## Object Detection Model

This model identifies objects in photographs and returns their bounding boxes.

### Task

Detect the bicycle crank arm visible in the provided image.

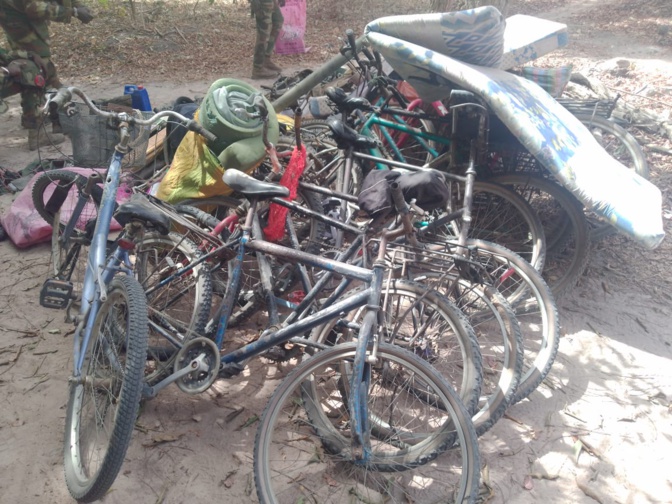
[142,353,210,398]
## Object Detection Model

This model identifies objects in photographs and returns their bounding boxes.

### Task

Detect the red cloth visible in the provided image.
[263,145,307,241]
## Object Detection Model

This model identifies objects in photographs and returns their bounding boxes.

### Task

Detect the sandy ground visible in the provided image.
[2,2,672,504]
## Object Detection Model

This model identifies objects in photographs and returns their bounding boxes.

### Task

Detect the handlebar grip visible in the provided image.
[47,87,72,112]
[187,120,217,143]
[345,29,360,63]
[362,47,375,63]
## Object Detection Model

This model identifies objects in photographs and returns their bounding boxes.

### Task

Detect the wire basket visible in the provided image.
[367,237,472,281]
[556,98,617,119]
[59,102,152,169]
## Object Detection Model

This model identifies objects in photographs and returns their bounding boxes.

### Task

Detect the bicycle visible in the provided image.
[40,87,482,503]
[36,86,224,502]
[297,97,558,406]
[295,76,548,275]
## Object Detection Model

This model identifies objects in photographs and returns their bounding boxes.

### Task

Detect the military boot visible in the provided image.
[264,58,283,73]
[28,128,65,151]
[252,65,279,80]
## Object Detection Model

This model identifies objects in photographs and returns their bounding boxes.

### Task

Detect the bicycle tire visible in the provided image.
[418,275,524,436]
[575,114,649,179]
[462,239,560,404]
[254,342,481,504]
[63,274,148,502]
[490,174,591,298]
[574,114,650,240]
[133,232,212,385]
[470,180,547,272]
[32,170,85,228]
[310,280,483,418]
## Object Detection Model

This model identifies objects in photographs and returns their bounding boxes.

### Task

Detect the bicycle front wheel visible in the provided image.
[63,275,149,502]
[310,279,483,417]
[254,342,480,504]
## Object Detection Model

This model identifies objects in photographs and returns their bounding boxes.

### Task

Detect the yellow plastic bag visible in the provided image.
[156,109,278,204]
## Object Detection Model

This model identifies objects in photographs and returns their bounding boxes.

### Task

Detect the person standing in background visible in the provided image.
[0,0,94,150]
[250,0,284,80]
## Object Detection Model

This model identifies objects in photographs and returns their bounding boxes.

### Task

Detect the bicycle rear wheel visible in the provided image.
[32,170,100,295]
[463,239,560,404]
[423,275,523,435]
[63,275,148,502]
[490,174,591,298]
[254,342,481,504]
[133,232,212,385]
[310,279,483,417]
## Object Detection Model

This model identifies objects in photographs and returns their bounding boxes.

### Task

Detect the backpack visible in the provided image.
[164,97,199,163]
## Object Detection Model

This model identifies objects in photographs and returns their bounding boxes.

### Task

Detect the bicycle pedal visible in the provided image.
[218,362,245,379]
[39,279,74,309]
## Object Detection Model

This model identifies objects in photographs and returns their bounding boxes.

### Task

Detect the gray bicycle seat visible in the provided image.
[222,169,290,199]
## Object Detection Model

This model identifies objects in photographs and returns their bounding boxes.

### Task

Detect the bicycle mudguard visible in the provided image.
[364,9,665,249]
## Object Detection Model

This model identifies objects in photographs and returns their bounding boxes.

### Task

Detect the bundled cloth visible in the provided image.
[156,78,279,204]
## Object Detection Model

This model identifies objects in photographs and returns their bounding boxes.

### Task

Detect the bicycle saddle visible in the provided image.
[222,170,290,199]
[114,193,171,235]
[326,86,374,113]
[326,116,379,150]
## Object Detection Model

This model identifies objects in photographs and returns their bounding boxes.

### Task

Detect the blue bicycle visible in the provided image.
[39,87,218,502]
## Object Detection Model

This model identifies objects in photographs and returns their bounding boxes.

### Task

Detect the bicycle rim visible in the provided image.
[310,280,483,416]
[463,239,560,404]
[254,342,480,504]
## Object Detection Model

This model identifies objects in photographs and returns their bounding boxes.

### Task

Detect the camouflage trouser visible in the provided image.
[1,57,59,128]
[252,0,284,68]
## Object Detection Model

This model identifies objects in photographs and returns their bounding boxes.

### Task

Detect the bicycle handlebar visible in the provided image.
[44,86,218,143]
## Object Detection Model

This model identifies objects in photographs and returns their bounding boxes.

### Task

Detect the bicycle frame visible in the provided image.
[73,141,133,375]
[359,99,448,168]
[143,189,410,462]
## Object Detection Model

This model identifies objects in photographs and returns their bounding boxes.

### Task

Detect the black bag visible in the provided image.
[358,170,400,218]
[165,97,199,163]
[358,169,449,218]
[397,169,450,212]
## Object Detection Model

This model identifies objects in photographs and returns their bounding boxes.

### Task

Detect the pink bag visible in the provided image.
[1,168,126,249]
[275,0,307,55]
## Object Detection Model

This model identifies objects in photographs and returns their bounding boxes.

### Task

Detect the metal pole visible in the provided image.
[271,35,369,112]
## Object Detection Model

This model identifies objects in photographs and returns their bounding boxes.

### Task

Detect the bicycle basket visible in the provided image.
[59,102,152,169]
[556,98,616,119]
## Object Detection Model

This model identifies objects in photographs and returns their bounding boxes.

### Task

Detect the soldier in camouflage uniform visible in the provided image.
[0,0,94,150]
[250,0,285,80]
